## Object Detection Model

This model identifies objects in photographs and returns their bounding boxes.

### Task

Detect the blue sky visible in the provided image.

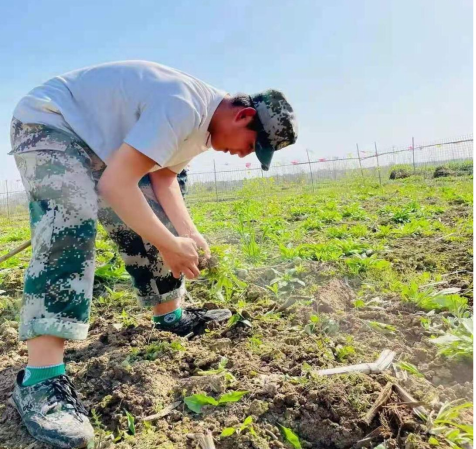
[0,0,472,180]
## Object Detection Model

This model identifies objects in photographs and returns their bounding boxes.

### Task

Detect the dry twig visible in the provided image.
[0,240,31,264]
[363,382,394,426]
[142,401,181,421]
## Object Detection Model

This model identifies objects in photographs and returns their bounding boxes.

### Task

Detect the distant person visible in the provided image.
[8,60,297,447]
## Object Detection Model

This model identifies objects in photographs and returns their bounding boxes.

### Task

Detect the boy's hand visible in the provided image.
[159,237,200,279]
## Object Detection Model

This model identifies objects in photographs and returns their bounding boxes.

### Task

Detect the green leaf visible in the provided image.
[220,427,236,437]
[279,425,302,449]
[184,394,218,413]
[242,416,253,428]
[218,391,249,404]
[228,314,241,327]
[397,361,424,378]
[367,320,396,333]
[124,410,135,435]
[428,436,439,445]
[218,357,229,369]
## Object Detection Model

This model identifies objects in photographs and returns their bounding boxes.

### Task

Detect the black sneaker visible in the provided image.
[155,308,232,336]
[11,370,94,448]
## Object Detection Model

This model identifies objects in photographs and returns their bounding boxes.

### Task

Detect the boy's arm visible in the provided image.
[149,169,210,257]
[98,143,200,279]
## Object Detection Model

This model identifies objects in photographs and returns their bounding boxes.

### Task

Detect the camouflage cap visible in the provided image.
[250,89,298,171]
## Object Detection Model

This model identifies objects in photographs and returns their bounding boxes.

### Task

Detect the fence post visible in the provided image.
[374,142,382,186]
[5,180,10,221]
[412,136,416,173]
[306,149,315,191]
[356,144,364,178]
[213,160,219,202]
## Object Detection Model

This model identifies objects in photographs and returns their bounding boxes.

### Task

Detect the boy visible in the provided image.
[8,60,297,448]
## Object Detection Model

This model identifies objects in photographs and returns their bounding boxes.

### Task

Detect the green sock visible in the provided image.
[22,363,66,387]
[153,308,183,327]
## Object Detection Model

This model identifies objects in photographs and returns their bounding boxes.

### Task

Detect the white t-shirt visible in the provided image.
[13,61,227,173]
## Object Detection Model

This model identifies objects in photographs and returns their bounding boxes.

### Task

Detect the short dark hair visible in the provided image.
[230,93,261,132]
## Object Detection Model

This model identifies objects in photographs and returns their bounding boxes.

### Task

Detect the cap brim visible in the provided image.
[255,140,274,171]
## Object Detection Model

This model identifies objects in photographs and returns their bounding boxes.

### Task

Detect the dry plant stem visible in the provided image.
[316,349,396,376]
[363,382,393,426]
[393,384,428,420]
[0,240,31,264]
[354,426,385,448]
[142,401,182,421]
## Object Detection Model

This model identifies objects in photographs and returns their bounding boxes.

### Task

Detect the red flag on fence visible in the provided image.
[318,158,326,162]
[245,162,252,168]
[291,160,299,165]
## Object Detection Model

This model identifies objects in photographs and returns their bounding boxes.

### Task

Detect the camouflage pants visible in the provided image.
[10,119,185,341]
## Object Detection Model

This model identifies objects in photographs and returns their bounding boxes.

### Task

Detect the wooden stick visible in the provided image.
[0,240,31,264]
[142,401,181,421]
[316,349,396,376]
[392,384,428,420]
[354,426,384,448]
[363,382,393,426]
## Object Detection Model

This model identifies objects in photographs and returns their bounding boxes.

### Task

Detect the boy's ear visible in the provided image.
[234,107,256,122]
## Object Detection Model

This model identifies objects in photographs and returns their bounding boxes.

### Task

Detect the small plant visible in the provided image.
[304,314,339,336]
[184,391,249,414]
[228,312,252,328]
[367,320,396,334]
[124,410,135,436]
[425,400,473,448]
[335,345,356,362]
[430,317,473,361]
[95,256,129,283]
[221,416,256,437]
[118,309,138,328]
[266,268,306,298]
[396,361,424,378]
[279,424,302,449]
[143,340,185,361]
[197,357,237,386]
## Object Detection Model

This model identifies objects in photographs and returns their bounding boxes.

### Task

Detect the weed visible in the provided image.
[430,317,473,361]
[396,361,424,378]
[184,391,249,414]
[279,425,302,449]
[425,400,473,448]
[221,416,256,437]
[124,410,136,435]
[197,357,237,386]
[366,320,396,334]
[118,309,138,328]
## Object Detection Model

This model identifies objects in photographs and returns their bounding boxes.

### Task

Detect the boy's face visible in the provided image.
[211,107,258,158]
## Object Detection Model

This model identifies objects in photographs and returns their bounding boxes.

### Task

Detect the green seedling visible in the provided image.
[303,314,339,336]
[184,391,249,414]
[197,357,237,386]
[221,416,256,437]
[124,410,135,436]
[396,361,424,378]
[119,309,137,328]
[335,345,356,362]
[228,312,252,328]
[367,320,396,334]
[95,256,129,283]
[430,317,473,361]
[424,400,473,448]
[278,424,302,449]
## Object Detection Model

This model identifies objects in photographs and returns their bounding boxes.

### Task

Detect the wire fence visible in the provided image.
[0,134,473,222]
